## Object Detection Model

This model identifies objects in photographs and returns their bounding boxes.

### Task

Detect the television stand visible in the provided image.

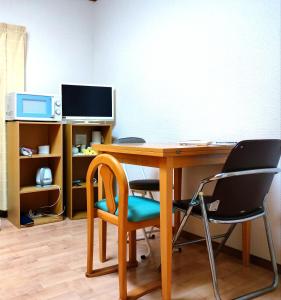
[64,123,112,219]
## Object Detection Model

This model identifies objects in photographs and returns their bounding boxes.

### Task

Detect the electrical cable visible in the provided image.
[28,185,65,219]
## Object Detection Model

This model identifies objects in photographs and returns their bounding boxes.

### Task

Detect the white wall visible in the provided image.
[0,0,97,93]
[89,0,281,263]
[0,0,280,262]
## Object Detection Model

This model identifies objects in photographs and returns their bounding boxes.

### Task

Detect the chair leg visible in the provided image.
[141,228,152,258]
[128,230,138,266]
[147,191,162,239]
[233,208,279,300]
[172,206,193,247]
[147,191,159,239]
[214,223,236,258]
[263,208,279,289]
[99,219,107,262]
[118,227,128,300]
[131,189,153,258]
[86,212,94,276]
[199,193,221,300]
[147,226,158,236]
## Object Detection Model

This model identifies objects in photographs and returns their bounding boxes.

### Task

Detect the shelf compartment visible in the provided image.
[72,189,87,218]
[33,215,63,226]
[71,211,87,220]
[72,156,97,183]
[71,124,112,147]
[20,185,60,194]
[20,154,61,159]
[72,182,98,190]
[71,188,98,219]
[20,157,62,188]
[21,215,63,228]
[20,189,63,226]
[19,122,62,156]
[72,154,97,158]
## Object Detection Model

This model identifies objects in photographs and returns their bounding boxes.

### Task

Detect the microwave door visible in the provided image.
[17,94,52,120]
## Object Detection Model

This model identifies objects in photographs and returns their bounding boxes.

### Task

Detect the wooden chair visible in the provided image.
[85,154,161,299]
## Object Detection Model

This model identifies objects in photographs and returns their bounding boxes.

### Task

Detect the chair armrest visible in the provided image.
[189,167,281,205]
[201,167,281,184]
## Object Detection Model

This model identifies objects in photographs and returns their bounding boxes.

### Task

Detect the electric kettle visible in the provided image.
[36,167,52,186]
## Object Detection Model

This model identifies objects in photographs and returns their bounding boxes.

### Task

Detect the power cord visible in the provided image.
[28,185,65,219]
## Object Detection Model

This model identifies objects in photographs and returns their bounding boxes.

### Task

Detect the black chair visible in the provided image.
[115,137,159,194]
[115,137,160,258]
[172,139,281,300]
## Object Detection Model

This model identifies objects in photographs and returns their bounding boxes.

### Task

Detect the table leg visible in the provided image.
[173,168,182,232]
[160,160,173,300]
[242,221,251,266]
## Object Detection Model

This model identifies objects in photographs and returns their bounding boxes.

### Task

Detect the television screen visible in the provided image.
[61,84,114,121]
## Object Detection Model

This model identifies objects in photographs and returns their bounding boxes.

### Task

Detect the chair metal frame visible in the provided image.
[173,167,281,300]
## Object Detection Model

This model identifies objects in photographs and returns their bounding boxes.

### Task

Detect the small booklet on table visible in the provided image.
[178,140,213,146]
[178,140,237,146]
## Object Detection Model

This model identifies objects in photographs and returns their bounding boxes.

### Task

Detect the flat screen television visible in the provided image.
[61,84,114,122]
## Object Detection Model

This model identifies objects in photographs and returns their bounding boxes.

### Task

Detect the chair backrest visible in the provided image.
[209,139,281,218]
[86,154,129,222]
[114,137,147,181]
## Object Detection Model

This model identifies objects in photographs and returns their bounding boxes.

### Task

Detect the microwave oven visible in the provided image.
[6,92,62,121]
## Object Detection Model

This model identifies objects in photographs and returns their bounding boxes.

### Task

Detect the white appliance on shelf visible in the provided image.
[6,92,62,121]
[36,167,53,186]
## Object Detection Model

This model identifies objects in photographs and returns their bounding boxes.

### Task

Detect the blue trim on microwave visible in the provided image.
[17,94,52,118]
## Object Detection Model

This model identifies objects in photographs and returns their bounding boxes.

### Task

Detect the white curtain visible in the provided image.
[0,23,26,211]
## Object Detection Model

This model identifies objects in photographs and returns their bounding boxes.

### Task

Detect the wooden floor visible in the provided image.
[0,218,280,300]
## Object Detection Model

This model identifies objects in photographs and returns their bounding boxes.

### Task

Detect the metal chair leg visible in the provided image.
[140,228,152,259]
[147,191,159,239]
[173,206,193,247]
[131,190,153,258]
[234,207,279,300]
[200,193,221,300]
[214,223,236,258]
[263,207,279,289]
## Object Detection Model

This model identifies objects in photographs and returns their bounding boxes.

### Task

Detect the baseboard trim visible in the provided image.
[0,210,7,218]
[181,230,281,274]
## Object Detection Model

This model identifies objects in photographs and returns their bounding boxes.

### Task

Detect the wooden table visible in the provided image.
[93,143,250,299]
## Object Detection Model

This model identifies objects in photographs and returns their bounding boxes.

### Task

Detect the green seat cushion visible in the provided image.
[95,195,160,222]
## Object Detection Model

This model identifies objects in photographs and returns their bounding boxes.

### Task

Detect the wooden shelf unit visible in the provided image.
[64,123,112,219]
[6,121,63,228]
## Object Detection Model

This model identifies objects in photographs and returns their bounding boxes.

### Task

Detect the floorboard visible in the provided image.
[0,218,280,299]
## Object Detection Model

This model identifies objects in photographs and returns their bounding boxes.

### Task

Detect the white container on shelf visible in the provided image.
[38,145,50,154]
[92,131,102,144]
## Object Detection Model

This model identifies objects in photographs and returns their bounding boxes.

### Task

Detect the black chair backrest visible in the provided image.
[210,139,281,219]
[115,137,146,144]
